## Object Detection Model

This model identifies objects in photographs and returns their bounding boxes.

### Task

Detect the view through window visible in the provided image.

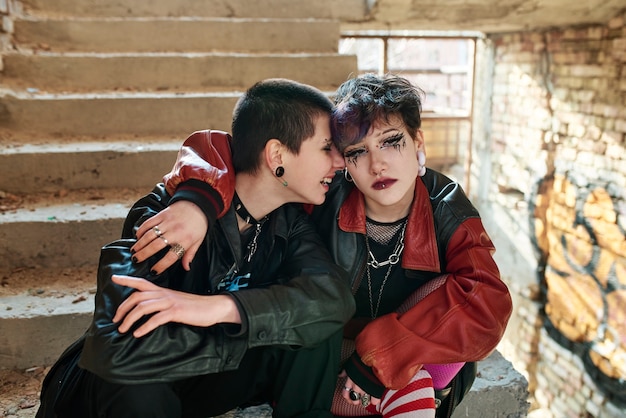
[339,32,476,115]
[339,32,479,179]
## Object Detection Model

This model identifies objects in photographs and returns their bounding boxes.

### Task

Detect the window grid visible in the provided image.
[339,32,479,192]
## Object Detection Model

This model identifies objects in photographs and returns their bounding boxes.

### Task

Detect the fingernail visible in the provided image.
[150,270,158,276]
[130,248,136,254]
[131,256,138,263]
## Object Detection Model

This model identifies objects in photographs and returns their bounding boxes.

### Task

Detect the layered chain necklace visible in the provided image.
[233,192,268,262]
[364,217,408,318]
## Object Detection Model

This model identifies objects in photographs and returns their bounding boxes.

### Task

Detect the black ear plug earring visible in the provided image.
[275,166,287,186]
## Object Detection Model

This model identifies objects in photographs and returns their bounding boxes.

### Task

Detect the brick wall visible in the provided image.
[487,9,626,418]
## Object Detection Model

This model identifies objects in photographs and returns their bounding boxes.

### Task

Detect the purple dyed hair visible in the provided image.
[331,73,425,152]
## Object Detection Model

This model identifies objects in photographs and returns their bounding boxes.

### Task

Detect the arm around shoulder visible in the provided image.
[163,130,236,217]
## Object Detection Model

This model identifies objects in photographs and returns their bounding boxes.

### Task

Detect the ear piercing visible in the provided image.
[417,151,426,176]
[275,166,288,186]
[344,168,353,182]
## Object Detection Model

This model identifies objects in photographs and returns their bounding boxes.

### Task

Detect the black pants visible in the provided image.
[58,331,342,418]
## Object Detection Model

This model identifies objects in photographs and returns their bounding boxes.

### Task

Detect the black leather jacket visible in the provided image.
[78,184,355,384]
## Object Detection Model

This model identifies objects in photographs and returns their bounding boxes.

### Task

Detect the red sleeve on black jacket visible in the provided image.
[355,217,512,389]
[163,130,236,219]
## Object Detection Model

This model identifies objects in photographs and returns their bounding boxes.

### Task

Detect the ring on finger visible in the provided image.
[153,225,163,238]
[170,243,185,259]
[158,235,169,246]
[349,389,361,401]
[360,393,371,407]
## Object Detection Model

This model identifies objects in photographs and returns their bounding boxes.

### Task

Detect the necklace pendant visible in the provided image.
[368,258,388,268]
[368,258,381,268]
[245,223,262,262]
[367,247,402,269]
[246,242,257,262]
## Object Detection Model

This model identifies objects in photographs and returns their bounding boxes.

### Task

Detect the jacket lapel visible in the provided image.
[337,177,441,273]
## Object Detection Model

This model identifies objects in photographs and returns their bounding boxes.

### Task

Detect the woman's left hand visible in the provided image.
[131,200,208,274]
[340,370,381,408]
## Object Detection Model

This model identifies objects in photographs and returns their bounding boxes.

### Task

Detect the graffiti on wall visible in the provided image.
[532,173,626,405]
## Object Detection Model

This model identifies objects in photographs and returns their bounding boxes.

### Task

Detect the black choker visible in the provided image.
[233,192,265,225]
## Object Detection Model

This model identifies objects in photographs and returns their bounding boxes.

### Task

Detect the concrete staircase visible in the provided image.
[0,0,362,370]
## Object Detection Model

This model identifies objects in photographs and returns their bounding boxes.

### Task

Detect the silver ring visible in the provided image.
[158,235,169,246]
[360,393,371,407]
[170,243,185,259]
[349,389,361,401]
[153,225,163,238]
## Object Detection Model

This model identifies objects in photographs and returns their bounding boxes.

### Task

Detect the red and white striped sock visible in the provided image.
[364,369,436,418]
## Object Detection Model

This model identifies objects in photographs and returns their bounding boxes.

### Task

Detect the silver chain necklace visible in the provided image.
[364,219,407,318]
[245,222,263,262]
[233,192,267,262]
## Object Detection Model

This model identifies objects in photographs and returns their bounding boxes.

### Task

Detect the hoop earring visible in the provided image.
[275,166,288,187]
[417,151,426,176]
[344,168,353,182]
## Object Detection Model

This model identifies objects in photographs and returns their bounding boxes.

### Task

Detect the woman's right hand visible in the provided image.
[131,200,208,274]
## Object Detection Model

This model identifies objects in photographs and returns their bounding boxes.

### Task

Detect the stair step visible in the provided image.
[0,188,144,270]
[2,51,357,93]
[0,88,343,137]
[13,17,342,53]
[21,0,366,19]
[0,139,181,194]
[0,265,96,368]
[0,92,240,137]
[0,0,367,376]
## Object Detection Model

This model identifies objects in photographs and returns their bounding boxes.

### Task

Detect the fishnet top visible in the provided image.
[366,217,406,245]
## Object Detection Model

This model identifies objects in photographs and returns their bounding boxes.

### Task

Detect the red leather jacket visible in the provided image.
[308,173,512,390]
[163,130,512,390]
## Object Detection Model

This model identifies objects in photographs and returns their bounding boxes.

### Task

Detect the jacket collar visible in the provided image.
[338,178,441,273]
[219,203,292,261]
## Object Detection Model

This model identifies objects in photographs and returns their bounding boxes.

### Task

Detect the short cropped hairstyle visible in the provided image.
[331,73,425,152]
[231,78,333,174]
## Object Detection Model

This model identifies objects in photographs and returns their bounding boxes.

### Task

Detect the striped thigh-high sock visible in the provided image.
[364,369,436,418]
